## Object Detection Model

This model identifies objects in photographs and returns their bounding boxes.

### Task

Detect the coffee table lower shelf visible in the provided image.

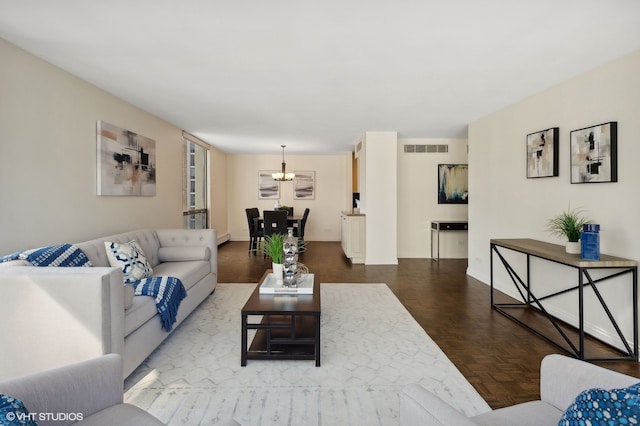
[242,314,321,366]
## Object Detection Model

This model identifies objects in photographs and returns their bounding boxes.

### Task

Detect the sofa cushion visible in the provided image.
[471,401,562,426]
[124,296,158,337]
[77,403,165,425]
[152,260,210,291]
[124,284,135,310]
[105,240,153,284]
[558,383,640,426]
[0,393,37,425]
[158,246,210,262]
[76,230,162,268]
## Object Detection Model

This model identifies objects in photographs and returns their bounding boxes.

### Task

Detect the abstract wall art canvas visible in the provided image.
[293,171,315,199]
[258,170,280,199]
[527,127,559,178]
[570,122,617,183]
[97,120,156,196]
[438,164,468,204]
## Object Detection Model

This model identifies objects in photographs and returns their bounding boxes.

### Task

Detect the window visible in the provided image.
[182,133,209,229]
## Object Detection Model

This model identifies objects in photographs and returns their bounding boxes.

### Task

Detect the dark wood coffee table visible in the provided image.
[241,271,321,366]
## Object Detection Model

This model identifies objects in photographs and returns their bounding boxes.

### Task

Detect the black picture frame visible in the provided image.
[526,127,559,178]
[570,122,617,183]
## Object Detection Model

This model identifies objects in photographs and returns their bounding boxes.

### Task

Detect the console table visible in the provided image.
[490,238,638,361]
[430,220,468,261]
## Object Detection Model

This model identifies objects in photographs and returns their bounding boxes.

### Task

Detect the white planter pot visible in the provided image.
[565,241,581,254]
[272,263,284,282]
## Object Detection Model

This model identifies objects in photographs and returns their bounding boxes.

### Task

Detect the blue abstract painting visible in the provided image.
[438,164,468,204]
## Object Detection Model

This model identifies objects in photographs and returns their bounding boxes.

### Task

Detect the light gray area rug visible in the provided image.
[124,283,490,425]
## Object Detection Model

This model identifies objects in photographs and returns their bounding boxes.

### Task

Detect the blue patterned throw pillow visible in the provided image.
[558,382,640,426]
[104,240,153,284]
[0,394,38,425]
[0,251,21,264]
[19,243,92,267]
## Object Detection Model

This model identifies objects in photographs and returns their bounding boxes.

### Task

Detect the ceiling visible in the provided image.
[1,1,639,155]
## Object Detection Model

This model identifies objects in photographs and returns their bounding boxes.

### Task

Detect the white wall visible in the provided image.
[209,147,229,241]
[397,138,468,258]
[0,38,230,254]
[226,153,352,242]
[360,132,398,265]
[468,49,640,350]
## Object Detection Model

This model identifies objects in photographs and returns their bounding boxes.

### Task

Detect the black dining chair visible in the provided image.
[294,208,310,242]
[263,209,288,258]
[263,210,288,237]
[245,208,263,255]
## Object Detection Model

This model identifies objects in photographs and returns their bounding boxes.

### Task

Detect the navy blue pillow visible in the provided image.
[0,393,38,425]
[558,382,640,426]
[20,243,92,267]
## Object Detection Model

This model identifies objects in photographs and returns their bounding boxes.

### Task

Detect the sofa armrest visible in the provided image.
[155,229,217,278]
[0,354,124,426]
[540,354,639,410]
[0,266,125,380]
[400,384,479,426]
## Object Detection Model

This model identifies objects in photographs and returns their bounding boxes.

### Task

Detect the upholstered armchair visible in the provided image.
[400,354,639,426]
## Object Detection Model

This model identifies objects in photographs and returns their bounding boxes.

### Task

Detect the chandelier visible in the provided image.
[272,145,295,181]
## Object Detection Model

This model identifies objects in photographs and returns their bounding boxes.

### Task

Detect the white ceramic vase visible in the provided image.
[272,262,284,282]
[565,241,581,254]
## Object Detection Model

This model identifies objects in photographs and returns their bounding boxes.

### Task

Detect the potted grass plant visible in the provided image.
[546,207,590,254]
[263,233,285,279]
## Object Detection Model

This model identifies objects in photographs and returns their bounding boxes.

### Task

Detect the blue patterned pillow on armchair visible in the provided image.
[0,394,38,425]
[558,382,640,426]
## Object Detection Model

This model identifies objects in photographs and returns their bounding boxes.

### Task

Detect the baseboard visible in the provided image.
[466,267,490,285]
[364,257,399,265]
[217,233,231,245]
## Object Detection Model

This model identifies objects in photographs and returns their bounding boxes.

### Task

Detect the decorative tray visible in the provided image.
[259,273,314,294]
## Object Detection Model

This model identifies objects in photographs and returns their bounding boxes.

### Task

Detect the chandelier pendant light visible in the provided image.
[272,145,295,181]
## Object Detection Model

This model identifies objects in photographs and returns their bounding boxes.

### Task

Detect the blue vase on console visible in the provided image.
[581,224,600,260]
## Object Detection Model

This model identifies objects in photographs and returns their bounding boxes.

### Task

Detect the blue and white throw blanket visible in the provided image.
[129,276,187,332]
[0,243,92,267]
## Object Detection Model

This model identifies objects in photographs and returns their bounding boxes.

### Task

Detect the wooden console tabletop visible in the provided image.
[491,238,637,268]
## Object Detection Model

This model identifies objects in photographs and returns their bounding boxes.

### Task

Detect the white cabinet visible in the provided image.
[341,211,365,264]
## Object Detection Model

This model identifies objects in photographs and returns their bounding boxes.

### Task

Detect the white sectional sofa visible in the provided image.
[0,229,217,381]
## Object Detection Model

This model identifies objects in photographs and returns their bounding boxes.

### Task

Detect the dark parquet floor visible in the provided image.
[218,240,640,409]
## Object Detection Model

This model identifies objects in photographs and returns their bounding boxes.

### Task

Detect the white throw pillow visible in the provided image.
[104,240,153,283]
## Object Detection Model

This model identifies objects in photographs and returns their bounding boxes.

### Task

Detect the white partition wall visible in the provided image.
[359,132,398,265]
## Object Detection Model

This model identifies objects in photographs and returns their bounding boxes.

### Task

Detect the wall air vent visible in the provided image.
[404,144,448,153]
